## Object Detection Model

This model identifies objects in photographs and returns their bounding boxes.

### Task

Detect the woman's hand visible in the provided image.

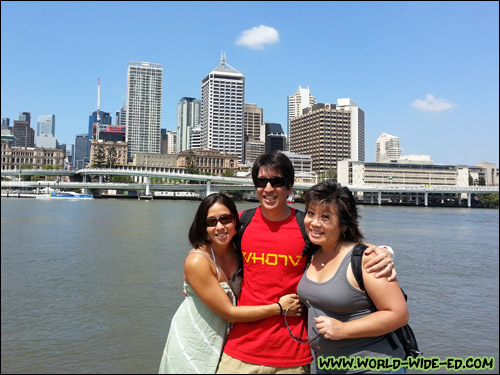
[279,293,302,316]
[314,315,346,340]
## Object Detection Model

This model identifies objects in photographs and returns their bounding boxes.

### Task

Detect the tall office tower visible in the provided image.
[74,133,89,169]
[264,122,286,153]
[190,127,202,150]
[337,98,365,161]
[37,114,56,136]
[126,61,163,160]
[376,132,402,161]
[2,118,10,129]
[244,103,263,164]
[244,103,263,142]
[290,103,351,174]
[201,54,245,162]
[13,112,35,147]
[177,97,201,153]
[65,144,74,168]
[116,105,127,127]
[161,129,177,154]
[287,86,315,149]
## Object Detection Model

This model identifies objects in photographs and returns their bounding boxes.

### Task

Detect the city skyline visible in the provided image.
[1,1,498,167]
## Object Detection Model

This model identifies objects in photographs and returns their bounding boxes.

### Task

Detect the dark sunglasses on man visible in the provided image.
[255,177,289,188]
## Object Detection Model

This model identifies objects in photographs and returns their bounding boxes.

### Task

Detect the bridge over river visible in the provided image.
[2,167,498,206]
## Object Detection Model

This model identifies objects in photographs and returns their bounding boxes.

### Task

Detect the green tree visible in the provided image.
[479,193,499,208]
[92,145,106,168]
[222,168,236,177]
[185,151,199,174]
[107,146,117,168]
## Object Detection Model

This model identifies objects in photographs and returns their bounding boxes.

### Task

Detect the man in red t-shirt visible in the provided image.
[217,152,395,374]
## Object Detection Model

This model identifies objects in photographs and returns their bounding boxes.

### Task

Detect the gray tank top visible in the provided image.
[296,248,405,368]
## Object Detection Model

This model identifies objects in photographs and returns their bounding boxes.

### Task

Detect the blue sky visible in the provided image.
[2,1,498,166]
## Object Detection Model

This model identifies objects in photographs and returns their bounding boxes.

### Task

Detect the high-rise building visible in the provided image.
[201,54,245,162]
[37,114,55,136]
[65,144,74,168]
[337,98,365,161]
[287,86,315,149]
[161,129,177,154]
[243,103,263,164]
[264,122,286,154]
[177,97,201,153]
[376,133,403,162]
[190,127,202,150]
[1,118,10,129]
[74,133,89,169]
[244,103,263,142]
[290,103,351,174]
[126,61,163,160]
[13,112,35,148]
[116,105,127,128]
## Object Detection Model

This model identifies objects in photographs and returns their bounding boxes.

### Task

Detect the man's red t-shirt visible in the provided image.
[223,207,313,367]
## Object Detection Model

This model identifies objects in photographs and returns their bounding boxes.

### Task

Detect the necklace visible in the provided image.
[316,242,344,267]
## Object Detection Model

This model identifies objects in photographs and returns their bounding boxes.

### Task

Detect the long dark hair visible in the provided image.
[302,180,364,243]
[188,193,241,249]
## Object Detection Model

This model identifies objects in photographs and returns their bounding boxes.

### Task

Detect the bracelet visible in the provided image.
[275,302,283,315]
[381,245,394,260]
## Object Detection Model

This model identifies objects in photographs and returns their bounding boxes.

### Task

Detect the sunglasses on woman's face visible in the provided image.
[206,214,234,227]
[255,177,288,188]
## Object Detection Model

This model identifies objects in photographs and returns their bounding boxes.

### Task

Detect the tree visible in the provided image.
[185,151,199,174]
[479,193,499,208]
[107,146,117,168]
[222,168,236,177]
[92,145,106,168]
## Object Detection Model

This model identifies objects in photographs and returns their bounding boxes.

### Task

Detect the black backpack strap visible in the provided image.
[351,243,369,291]
[239,207,257,232]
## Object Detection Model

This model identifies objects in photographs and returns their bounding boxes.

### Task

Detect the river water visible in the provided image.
[1,198,498,374]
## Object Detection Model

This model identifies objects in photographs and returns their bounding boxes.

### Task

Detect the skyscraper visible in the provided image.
[287,86,315,148]
[264,122,286,154]
[126,61,163,160]
[13,112,35,148]
[290,103,351,174]
[376,133,402,161]
[337,98,365,161]
[177,97,201,153]
[201,54,245,162]
[37,114,55,136]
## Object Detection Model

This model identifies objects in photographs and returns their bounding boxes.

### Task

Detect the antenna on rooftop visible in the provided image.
[221,51,226,66]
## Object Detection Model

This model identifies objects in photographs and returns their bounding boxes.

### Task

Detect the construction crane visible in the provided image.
[95,78,101,141]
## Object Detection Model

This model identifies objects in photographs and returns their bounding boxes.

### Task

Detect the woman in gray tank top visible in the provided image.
[296,181,408,374]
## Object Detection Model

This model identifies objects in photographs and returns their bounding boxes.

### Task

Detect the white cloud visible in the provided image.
[411,94,456,112]
[236,25,279,49]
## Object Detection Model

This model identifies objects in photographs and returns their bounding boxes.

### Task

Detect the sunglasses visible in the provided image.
[284,300,321,344]
[255,177,288,188]
[206,214,234,227]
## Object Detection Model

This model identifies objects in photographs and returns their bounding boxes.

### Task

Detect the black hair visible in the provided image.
[251,152,294,189]
[188,193,241,249]
[302,180,364,243]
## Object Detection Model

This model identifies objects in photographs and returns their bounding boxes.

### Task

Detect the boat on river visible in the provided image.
[36,191,94,200]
